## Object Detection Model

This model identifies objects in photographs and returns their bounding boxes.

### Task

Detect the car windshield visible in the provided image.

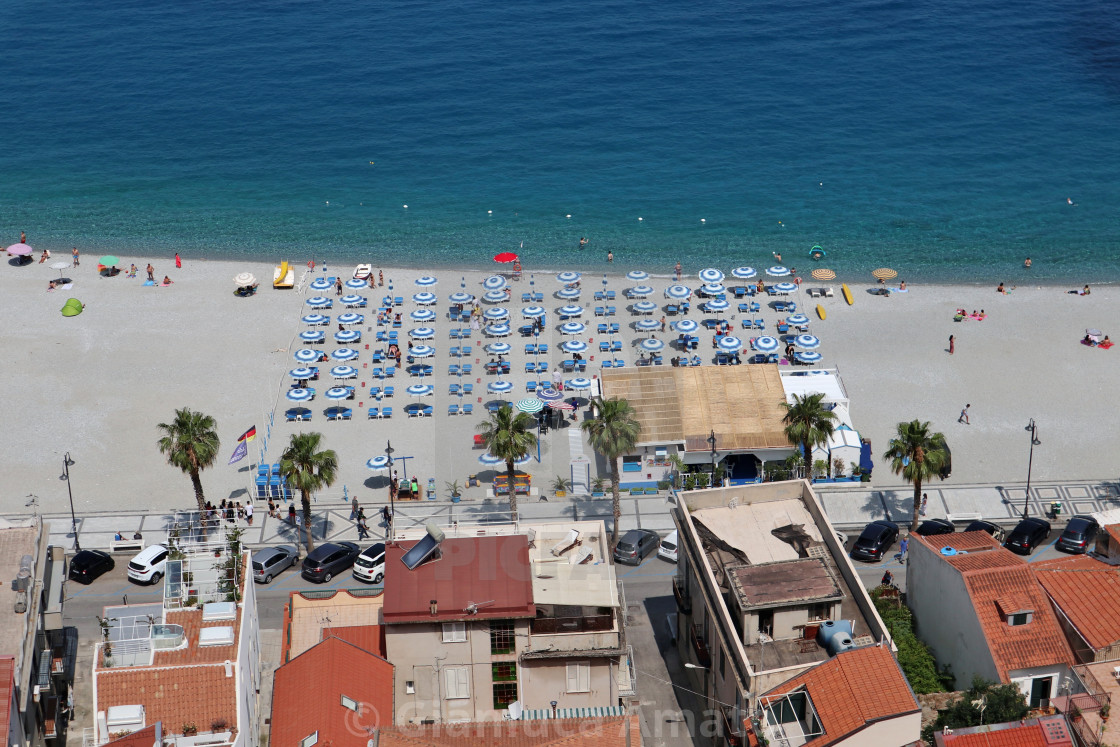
[1066,520,1091,533]
[618,542,636,552]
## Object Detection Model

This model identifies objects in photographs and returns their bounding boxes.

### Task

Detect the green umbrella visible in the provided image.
[61,298,84,317]
[99,255,120,266]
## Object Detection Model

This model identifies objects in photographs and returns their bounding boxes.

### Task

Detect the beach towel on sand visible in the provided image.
[143,280,156,286]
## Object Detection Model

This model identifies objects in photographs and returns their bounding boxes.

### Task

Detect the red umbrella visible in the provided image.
[493,252,519,263]
[548,400,575,410]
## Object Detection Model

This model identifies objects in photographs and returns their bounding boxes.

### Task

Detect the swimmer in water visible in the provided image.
[579,237,587,250]
[1067,198,1076,205]
[1024,257,1032,268]
[773,252,782,263]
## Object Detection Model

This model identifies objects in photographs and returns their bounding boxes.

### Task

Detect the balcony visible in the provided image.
[529,614,619,653]
[531,615,613,635]
[673,577,692,614]
[690,624,711,668]
[721,705,743,747]
[41,695,60,740]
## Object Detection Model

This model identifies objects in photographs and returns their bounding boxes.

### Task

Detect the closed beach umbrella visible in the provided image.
[559,304,583,317]
[337,312,363,325]
[811,268,837,281]
[766,266,791,277]
[449,291,474,304]
[410,344,435,357]
[341,294,366,305]
[635,318,661,331]
[794,334,821,349]
[629,285,654,297]
[488,380,514,394]
[330,365,358,379]
[641,338,665,352]
[796,351,823,364]
[483,290,508,303]
[345,278,367,289]
[666,284,692,299]
[562,340,588,353]
[287,388,313,402]
[407,384,434,397]
[717,336,743,352]
[310,278,331,290]
[773,282,798,293]
[410,327,435,339]
[234,272,257,286]
[483,275,507,290]
[412,292,437,305]
[410,309,436,322]
[487,342,512,355]
[787,314,810,325]
[698,268,725,284]
[306,296,331,308]
[627,270,649,281]
[98,255,120,267]
[335,329,361,343]
[289,367,316,380]
[674,319,699,333]
[871,268,898,280]
[754,336,780,352]
[560,322,586,335]
[294,349,319,363]
[557,286,581,299]
[484,306,509,320]
[701,283,726,295]
[366,456,391,471]
[325,386,351,400]
[568,378,593,391]
[516,398,544,413]
[731,267,757,279]
[299,330,325,342]
[415,276,438,286]
[485,323,511,336]
[633,301,658,314]
[302,314,329,325]
[705,299,730,313]
[556,271,581,284]
[521,306,546,318]
[7,243,33,256]
[331,348,360,361]
[537,387,562,402]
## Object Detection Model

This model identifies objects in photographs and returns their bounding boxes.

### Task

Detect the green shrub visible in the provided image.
[872,589,946,694]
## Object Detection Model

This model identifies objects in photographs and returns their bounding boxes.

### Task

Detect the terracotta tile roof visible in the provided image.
[104,724,160,747]
[914,531,1003,553]
[937,715,1073,746]
[1033,557,1120,650]
[95,665,236,738]
[0,656,14,747]
[93,609,245,673]
[1030,554,1106,570]
[375,715,640,747]
[383,536,535,624]
[271,636,394,747]
[763,646,918,746]
[322,624,386,658]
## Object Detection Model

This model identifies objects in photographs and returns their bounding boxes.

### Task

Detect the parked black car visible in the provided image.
[1056,515,1099,554]
[68,550,115,584]
[1004,518,1051,555]
[301,541,361,583]
[850,520,899,562]
[915,518,955,537]
[964,520,1006,542]
[613,529,660,566]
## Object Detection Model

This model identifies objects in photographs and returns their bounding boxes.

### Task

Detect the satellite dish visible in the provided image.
[507,701,523,721]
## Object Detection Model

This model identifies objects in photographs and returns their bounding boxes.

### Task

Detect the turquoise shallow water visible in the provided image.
[2,0,1119,281]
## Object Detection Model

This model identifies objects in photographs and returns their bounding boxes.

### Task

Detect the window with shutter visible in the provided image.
[444,666,470,699]
[442,622,467,643]
[566,661,591,693]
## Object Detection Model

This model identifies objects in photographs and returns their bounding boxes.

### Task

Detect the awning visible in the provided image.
[521,705,629,720]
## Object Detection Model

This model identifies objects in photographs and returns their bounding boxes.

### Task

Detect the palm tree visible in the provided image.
[157,408,220,520]
[781,393,838,480]
[582,397,642,545]
[883,420,949,531]
[477,405,539,521]
[279,432,338,551]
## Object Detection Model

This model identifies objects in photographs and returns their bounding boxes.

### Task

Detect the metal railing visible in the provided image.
[530,615,613,635]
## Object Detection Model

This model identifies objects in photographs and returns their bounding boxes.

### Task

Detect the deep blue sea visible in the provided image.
[3,0,1119,281]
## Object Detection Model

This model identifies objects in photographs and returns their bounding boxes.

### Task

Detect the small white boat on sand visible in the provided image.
[354,263,373,280]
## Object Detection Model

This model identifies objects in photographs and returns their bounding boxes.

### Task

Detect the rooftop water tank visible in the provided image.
[816,619,853,647]
[827,629,855,655]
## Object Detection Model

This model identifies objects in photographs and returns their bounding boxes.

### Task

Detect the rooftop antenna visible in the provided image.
[465,600,496,615]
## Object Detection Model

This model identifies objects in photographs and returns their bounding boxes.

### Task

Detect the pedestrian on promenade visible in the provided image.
[920,493,928,517]
[948,335,955,355]
[350,496,360,520]
[898,536,908,560]
[244,500,254,526]
[357,516,370,540]
[959,404,970,425]
[288,504,296,524]
[268,500,279,519]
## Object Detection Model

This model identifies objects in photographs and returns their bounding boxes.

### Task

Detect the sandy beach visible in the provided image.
[3,252,1118,518]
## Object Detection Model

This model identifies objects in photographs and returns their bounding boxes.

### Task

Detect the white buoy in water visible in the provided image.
[701,218,706,223]
[566,214,571,218]
[403,204,408,209]
[638,217,643,221]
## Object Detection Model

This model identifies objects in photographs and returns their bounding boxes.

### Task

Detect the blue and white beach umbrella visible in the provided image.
[754,336,780,353]
[488,380,514,394]
[562,340,588,353]
[410,309,436,322]
[674,319,699,333]
[483,275,507,290]
[773,282,798,293]
[410,327,436,339]
[407,384,434,397]
[717,335,743,352]
[560,322,586,335]
[449,291,474,304]
[627,270,649,281]
[633,301,658,314]
[366,456,390,471]
[410,344,435,358]
[331,348,360,361]
[787,314,810,326]
[325,386,351,400]
[415,276,438,287]
[635,318,661,331]
[294,349,319,363]
[557,286,581,299]
[629,285,654,297]
[556,271,581,284]
[485,323,511,337]
[487,342,512,355]
[306,296,331,308]
[335,329,360,343]
[479,452,531,466]
[516,398,544,413]
[345,278,367,289]
[731,267,757,279]
[483,290,508,303]
[521,306,546,318]
[337,313,363,325]
[766,265,791,277]
[537,387,562,402]
[484,307,509,320]
[641,338,665,352]
[796,351,823,363]
[698,268,725,284]
[559,305,583,317]
[289,367,316,380]
[705,299,730,313]
[340,294,365,305]
[568,377,593,391]
[302,314,329,325]
[412,292,437,305]
[794,334,821,349]
[286,388,313,402]
[330,365,357,379]
[310,278,331,290]
[299,330,325,342]
[665,284,692,299]
[701,283,726,295]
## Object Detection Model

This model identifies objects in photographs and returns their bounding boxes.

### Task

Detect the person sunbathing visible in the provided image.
[162,276,174,284]
[997,282,1006,294]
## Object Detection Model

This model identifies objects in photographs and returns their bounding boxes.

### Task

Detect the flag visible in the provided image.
[238,425,257,443]
[228,441,248,465]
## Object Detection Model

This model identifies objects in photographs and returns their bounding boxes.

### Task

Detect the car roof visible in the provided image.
[74,549,110,560]
[132,544,168,562]
[361,543,386,556]
[1019,517,1049,528]
[254,546,286,560]
[862,521,895,534]
[663,530,678,542]
[1067,515,1096,525]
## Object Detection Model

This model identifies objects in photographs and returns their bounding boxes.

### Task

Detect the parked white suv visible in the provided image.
[352,543,386,584]
[658,530,679,562]
[127,544,169,584]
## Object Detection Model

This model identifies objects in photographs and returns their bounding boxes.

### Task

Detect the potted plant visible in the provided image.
[551,475,572,497]
[1101,703,1110,722]
[832,457,846,479]
[1070,705,1082,723]
[812,459,830,481]
[591,476,607,496]
[182,723,198,736]
[445,480,463,503]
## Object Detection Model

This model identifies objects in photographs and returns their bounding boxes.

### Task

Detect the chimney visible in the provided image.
[430,600,438,616]
[224,660,233,678]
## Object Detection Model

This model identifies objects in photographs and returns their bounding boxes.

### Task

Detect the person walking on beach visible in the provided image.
[175,253,182,269]
[948,335,954,355]
[335,277,343,295]
[20,231,26,244]
[146,264,154,281]
[959,404,970,425]
[244,500,254,526]
[378,269,384,286]
[72,247,80,266]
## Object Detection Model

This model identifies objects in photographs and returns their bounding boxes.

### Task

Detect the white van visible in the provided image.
[658,530,679,563]
[127,545,169,584]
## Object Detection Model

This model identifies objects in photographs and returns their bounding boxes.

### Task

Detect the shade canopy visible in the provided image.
[698,268,725,283]
[410,309,436,321]
[483,275,507,290]
[766,266,791,277]
[666,284,692,299]
[234,272,257,286]
[731,267,757,279]
[556,271,581,284]
[626,270,648,281]
[415,276,438,286]
[410,327,436,339]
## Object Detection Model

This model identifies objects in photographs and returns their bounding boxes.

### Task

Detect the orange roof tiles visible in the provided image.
[375,715,640,747]
[947,550,1024,574]
[96,665,236,738]
[1105,524,1120,547]
[1033,558,1120,650]
[0,656,14,747]
[937,715,1073,746]
[914,531,1003,553]
[271,636,394,747]
[323,624,386,658]
[763,646,918,747]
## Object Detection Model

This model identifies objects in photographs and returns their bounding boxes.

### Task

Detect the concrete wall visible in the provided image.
[521,659,617,711]
[833,713,921,747]
[236,553,260,747]
[905,542,1000,689]
[1009,664,1069,706]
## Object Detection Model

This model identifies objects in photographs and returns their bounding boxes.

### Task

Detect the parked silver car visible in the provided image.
[252,545,299,584]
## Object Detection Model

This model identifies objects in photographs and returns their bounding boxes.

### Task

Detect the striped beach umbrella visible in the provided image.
[335,329,361,343]
[286,388,313,402]
[299,330,325,342]
[516,398,544,413]
[537,387,562,402]
[331,348,360,361]
[766,266,791,277]
[310,278,331,290]
[753,336,780,353]
[449,291,474,304]
[345,278,367,289]
[567,378,593,391]
[483,307,509,320]
[556,271,581,284]
[548,400,575,411]
[366,456,390,471]
[640,338,665,352]
[635,318,660,331]
[871,268,898,280]
[294,349,319,363]
[773,282,798,294]
[674,319,699,333]
[521,306,546,318]
[794,334,821,349]
[412,292,437,305]
[633,301,658,314]
[410,327,436,339]
[325,386,352,400]
[705,299,730,313]
[787,314,810,325]
[410,309,436,322]
[340,294,365,305]
[795,351,823,364]
[626,270,649,281]
[629,285,654,297]
[410,345,435,358]
[487,342,512,355]
[330,365,358,379]
[289,367,316,380]
[485,323,511,337]
[337,313,363,325]
[306,296,332,308]
[483,290,508,303]
[698,268,725,284]
[559,305,583,317]
[717,336,743,352]
[407,384,434,397]
[302,314,329,325]
[488,380,514,394]
[415,276,438,286]
[479,452,532,466]
[483,275,507,290]
[557,286,581,299]
[560,322,586,335]
[731,267,757,279]
[562,340,588,353]
[666,284,692,299]
[811,268,837,281]
[701,283,725,295]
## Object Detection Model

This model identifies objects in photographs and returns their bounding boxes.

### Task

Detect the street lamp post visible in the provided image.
[1023,419,1040,519]
[63,452,81,551]
[385,440,396,524]
[708,430,718,486]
